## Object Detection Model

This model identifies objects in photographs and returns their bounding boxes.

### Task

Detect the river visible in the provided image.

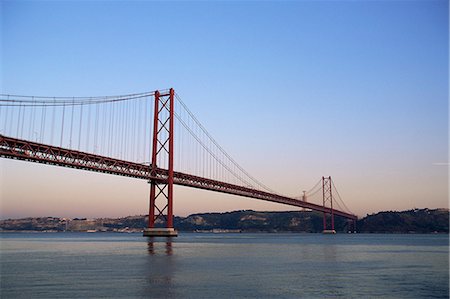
[1,232,448,298]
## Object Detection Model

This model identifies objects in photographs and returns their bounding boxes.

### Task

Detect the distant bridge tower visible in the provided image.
[301,190,308,211]
[322,176,336,234]
[144,89,178,237]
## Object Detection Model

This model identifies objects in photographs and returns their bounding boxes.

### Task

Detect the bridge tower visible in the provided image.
[301,190,309,211]
[322,176,336,234]
[143,89,178,237]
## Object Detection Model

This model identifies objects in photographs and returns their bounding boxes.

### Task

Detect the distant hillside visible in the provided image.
[0,208,448,233]
[357,208,449,233]
[174,210,349,232]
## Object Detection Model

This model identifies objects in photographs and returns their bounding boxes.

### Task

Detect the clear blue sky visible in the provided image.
[1,0,448,219]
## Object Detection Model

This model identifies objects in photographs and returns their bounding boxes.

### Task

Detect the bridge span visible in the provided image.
[0,134,357,221]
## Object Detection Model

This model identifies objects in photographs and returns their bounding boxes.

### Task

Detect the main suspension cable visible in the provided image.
[174,92,277,194]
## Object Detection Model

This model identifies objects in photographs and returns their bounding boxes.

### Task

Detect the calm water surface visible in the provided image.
[1,233,448,298]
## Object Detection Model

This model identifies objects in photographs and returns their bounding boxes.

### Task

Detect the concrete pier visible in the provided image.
[322,230,336,234]
[143,228,178,237]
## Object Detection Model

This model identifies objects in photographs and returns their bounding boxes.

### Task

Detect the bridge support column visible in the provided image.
[144,89,178,237]
[346,219,357,233]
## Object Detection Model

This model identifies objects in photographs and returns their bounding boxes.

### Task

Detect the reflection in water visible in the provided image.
[147,237,174,256]
[165,240,173,255]
[143,237,177,297]
[147,238,154,255]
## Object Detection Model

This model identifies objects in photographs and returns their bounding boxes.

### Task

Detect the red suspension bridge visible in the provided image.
[0,89,357,236]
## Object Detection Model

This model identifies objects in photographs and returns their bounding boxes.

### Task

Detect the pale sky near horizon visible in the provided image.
[1,0,448,219]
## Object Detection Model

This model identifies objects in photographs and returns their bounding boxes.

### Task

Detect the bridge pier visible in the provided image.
[322,229,336,234]
[143,228,178,237]
[322,213,336,234]
[348,219,357,233]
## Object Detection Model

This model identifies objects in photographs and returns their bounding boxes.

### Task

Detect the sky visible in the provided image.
[0,0,448,219]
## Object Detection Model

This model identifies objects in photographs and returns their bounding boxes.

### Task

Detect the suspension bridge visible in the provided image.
[0,88,357,236]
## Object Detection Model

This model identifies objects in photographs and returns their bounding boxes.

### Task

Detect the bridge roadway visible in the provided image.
[0,134,357,221]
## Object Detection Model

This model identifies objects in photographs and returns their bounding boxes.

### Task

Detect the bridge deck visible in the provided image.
[0,135,357,220]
